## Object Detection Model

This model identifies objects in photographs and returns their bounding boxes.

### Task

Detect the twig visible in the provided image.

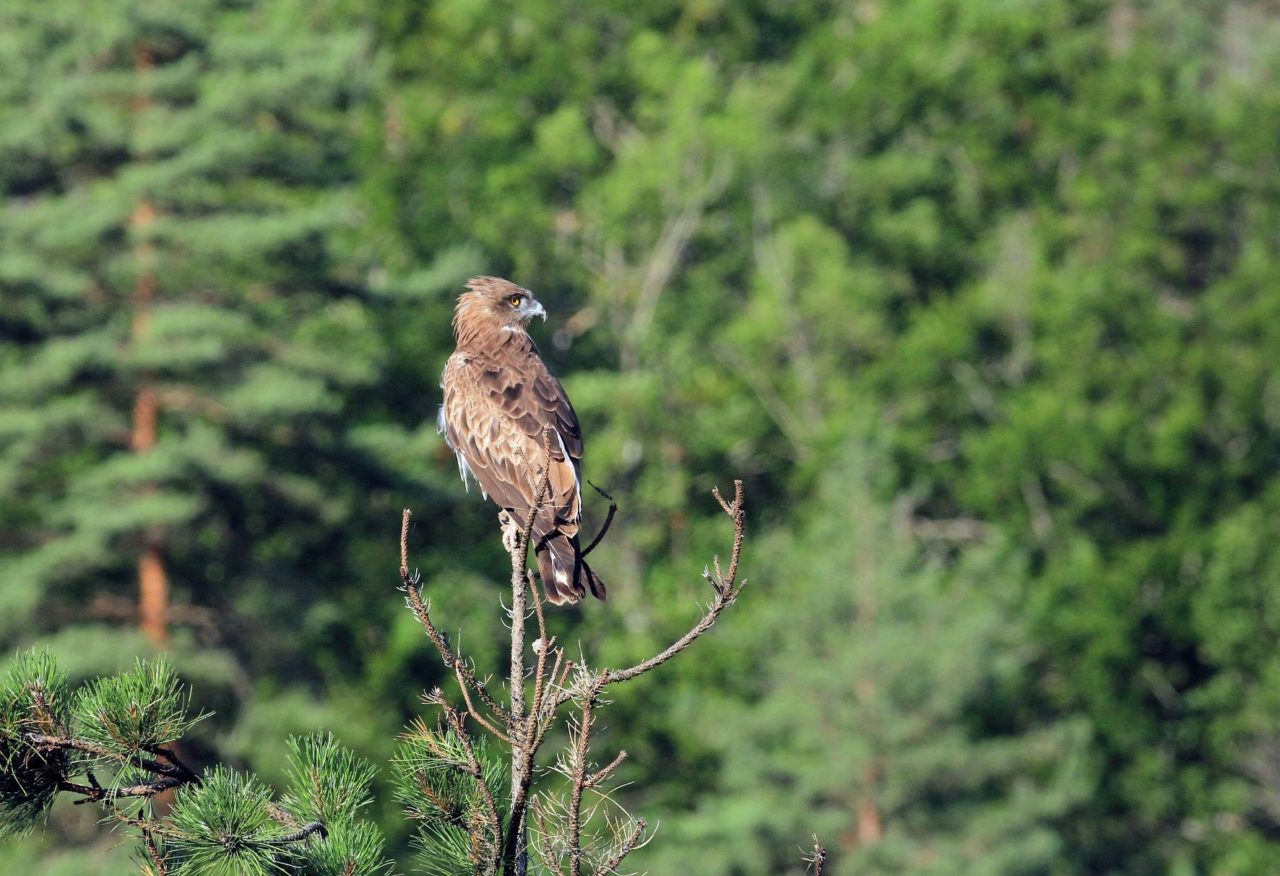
[592,818,647,876]
[804,835,827,875]
[400,509,511,725]
[554,481,746,708]
[259,821,329,846]
[59,776,184,804]
[606,481,743,685]
[457,667,514,744]
[25,734,196,783]
[567,694,597,876]
[441,705,503,865]
[143,828,168,876]
[527,575,551,731]
[584,750,627,790]
[530,796,553,869]
[528,560,550,701]
[142,744,200,781]
[400,508,411,581]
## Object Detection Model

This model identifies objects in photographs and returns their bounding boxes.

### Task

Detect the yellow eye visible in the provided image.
[509,295,523,307]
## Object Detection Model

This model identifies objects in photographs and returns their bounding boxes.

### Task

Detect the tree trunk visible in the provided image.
[130,46,169,649]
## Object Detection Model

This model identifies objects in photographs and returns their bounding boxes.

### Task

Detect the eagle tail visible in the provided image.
[536,533,606,605]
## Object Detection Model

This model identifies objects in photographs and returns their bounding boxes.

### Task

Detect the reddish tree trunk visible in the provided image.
[130,211,168,649]
[856,763,884,844]
[130,46,168,648]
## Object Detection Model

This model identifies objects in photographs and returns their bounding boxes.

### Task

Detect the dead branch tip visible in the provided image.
[400,508,412,580]
[804,835,827,875]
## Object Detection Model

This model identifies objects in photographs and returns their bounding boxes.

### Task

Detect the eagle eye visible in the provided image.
[509,294,523,307]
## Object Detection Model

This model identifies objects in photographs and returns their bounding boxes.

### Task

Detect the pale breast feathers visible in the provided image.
[440,351,584,524]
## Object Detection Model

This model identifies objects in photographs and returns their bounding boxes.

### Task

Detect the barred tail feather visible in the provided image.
[536,533,606,605]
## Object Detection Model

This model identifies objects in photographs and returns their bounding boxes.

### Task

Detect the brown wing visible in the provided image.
[441,349,584,534]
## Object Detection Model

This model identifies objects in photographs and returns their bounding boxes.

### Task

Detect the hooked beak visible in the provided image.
[526,298,547,322]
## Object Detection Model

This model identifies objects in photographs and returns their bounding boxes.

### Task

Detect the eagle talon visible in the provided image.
[498,510,521,554]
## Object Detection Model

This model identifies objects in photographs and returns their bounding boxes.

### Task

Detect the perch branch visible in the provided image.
[502,429,555,875]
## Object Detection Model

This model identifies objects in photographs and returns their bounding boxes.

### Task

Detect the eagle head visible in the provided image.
[461,276,547,330]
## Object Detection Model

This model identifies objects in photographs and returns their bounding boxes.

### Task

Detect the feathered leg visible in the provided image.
[498,510,521,554]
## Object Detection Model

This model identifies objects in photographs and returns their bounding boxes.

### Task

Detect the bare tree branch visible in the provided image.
[400,475,746,876]
[568,694,597,876]
[400,508,511,725]
[592,818,647,876]
[804,835,827,875]
[554,480,746,709]
[441,703,503,867]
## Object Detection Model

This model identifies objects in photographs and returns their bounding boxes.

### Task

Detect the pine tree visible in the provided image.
[0,651,392,874]
[639,447,1091,874]
[0,0,380,695]
[0,2,400,863]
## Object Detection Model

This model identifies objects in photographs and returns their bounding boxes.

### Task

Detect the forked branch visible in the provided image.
[399,470,747,876]
[555,479,746,709]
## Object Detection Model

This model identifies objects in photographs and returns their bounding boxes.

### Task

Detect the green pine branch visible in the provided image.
[0,652,391,874]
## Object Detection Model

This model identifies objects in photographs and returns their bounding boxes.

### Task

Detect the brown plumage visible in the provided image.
[438,276,605,605]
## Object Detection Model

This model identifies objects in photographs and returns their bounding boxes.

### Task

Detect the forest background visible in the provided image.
[3,0,1280,873]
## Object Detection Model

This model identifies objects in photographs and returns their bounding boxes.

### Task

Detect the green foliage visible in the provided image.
[0,653,392,875]
[0,0,390,683]
[4,0,1280,872]
[166,767,298,876]
[281,734,394,876]
[393,721,507,876]
[644,449,1092,874]
[0,653,72,840]
[72,657,204,762]
[163,743,391,876]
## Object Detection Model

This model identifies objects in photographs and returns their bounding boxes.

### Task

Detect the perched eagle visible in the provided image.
[438,276,606,605]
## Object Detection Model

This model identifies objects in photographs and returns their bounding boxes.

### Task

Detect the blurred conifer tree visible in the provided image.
[0,4,405,863]
[0,0,374,657]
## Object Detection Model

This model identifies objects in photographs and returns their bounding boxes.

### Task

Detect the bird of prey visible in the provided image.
[438,276,606,605]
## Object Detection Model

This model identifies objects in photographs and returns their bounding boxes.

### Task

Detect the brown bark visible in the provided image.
[130,45,168,648]
[860,778,880,845]
[131,217,168,649]
[852,544,883,847]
